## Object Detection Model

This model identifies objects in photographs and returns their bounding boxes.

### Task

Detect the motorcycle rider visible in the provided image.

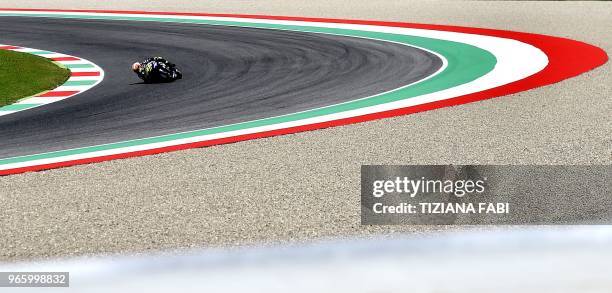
[132,57,182,83]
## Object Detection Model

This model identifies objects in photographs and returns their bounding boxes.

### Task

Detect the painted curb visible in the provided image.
[0,9,607,176]
[0,44,104,117]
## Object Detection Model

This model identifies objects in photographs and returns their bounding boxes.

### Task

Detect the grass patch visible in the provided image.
[0,50,70,107]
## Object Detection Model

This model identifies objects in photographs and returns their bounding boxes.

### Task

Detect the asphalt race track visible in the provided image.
[0,16,442,158]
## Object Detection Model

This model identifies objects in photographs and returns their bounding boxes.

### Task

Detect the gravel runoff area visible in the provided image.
[0,1,610,262]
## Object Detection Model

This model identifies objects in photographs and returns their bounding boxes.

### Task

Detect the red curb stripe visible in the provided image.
[0,45,20,50]
[71,71,101,77]
[37,90,80,97]
[0,9,607,176]
[52,56,80,61]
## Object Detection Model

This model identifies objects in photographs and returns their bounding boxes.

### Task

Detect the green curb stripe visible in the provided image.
[0,13,496,165]
[0,104,41,111]
[28,50,54,55]
[63,80,98,86]
[64,63,95,69]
